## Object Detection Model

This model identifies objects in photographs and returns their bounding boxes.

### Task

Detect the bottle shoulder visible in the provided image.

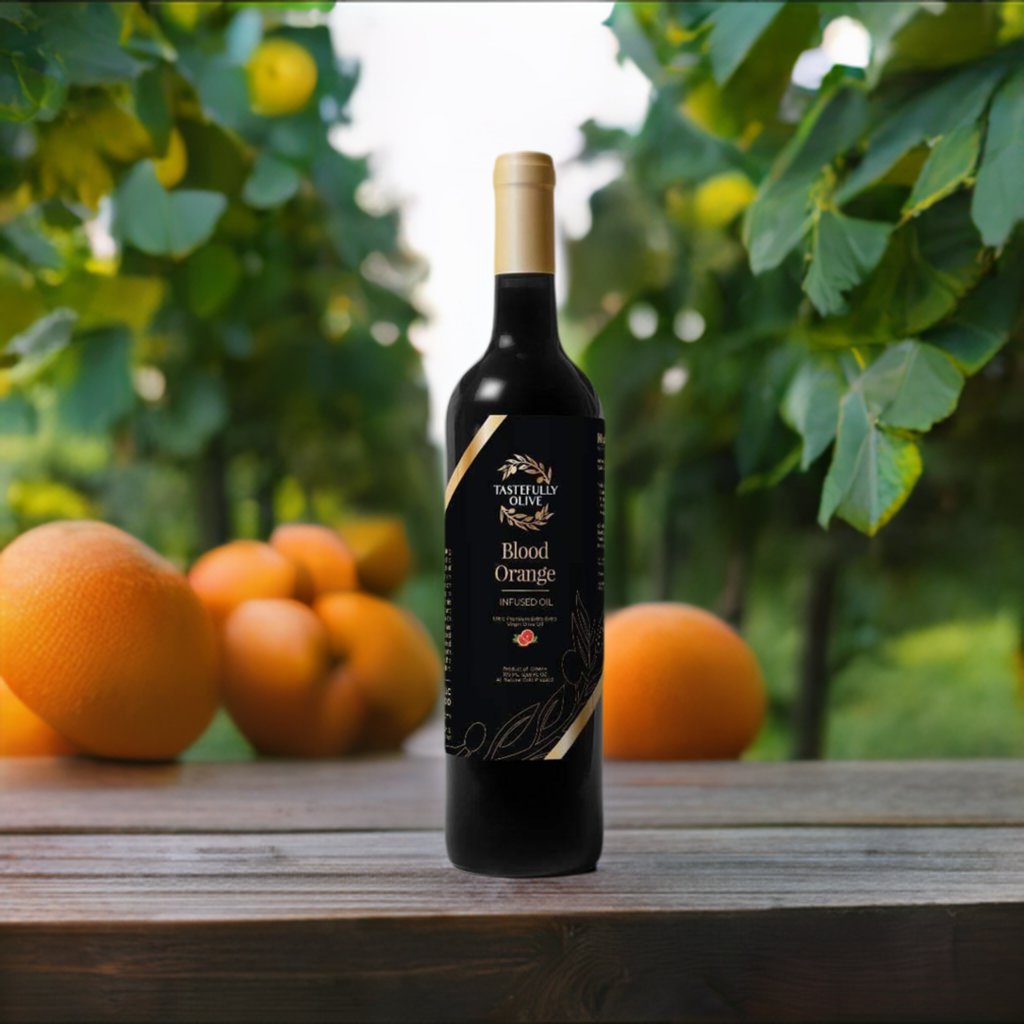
[446,348,600,467]
[448,348,600,424]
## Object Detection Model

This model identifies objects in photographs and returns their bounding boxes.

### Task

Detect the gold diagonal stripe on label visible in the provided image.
[444,414,507,510]
[545,677,603,761]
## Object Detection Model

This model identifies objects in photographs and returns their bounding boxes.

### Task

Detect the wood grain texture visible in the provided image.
[2,827,1024,921]
[2,758,1024,1022]
[2,906,1023,1022]
[3,758,1024,833]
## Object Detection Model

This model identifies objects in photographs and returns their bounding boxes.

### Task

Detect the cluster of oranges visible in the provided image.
[0,519,768,763]
[0,518,440,761]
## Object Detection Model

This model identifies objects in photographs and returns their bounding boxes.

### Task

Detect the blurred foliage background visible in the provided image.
[567,1,1024,758]
[0,1,440,568]
[2,1,1023,759]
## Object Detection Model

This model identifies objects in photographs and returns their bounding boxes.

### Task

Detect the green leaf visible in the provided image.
[819,389,922,533]
[879,2,1001,75]
[705,3,782,84]
[133,65,173,154]
[858,340,964,431]
[817,195,985,343]
[604,4,669,85]
[736,345,798,480]
[1,216,62,269]
[55,328,134,434]
[187,244,242,317]
[782,356,846,469]
[971,68,1024,247]
[0,392,36,435]
[242,153,302,210]
[225,9,262,65]
[903,123,980,218]
[54,274,165,334]
[0,15,68,123]
[837,61,1008,203]
[3,307,77,380]
[925,269,1021,374]
[36,4,147,85]
[804,210,892,316]
[113,162,226,259]
[0,4,32,27]
[745,83,868,273]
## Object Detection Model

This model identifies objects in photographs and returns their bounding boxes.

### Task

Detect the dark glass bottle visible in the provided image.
[444,152,603,877]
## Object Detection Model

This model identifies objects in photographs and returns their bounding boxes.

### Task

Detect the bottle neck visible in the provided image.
[492,156,558,352]
[490,274,560,353]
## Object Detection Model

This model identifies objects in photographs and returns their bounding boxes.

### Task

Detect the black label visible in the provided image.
[444,415,604,760]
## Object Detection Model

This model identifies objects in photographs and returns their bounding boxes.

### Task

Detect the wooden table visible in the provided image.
[2,758,1023,1022]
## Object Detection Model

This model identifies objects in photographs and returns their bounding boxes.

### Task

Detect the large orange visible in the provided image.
[0,676,77,757]
[270,524,358,601]
[221,598,366,757]
[188,539,300,623]
[603,603,765,760]
[0,521,219,760]
[315,591,440,750]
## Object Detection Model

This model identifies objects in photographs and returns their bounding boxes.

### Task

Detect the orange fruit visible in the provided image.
[270,523,358,601]
[188,540,300,623]
[338,516,413,595]
[247,38,318,117]
[221,598,366,757]
[603,603,765,760]
[0,521,219,760]
[0,676,77,757]
[315,591,440,750]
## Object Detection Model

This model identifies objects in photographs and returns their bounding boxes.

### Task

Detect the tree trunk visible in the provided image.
[197,438,231,552]
[654,476,681,601]
[791,547,840,760]
[717,498,759,630]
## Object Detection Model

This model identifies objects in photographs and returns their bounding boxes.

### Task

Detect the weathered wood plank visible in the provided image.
[2,905,1022,1022]
[2,827,1023,921]
[3,758,1024,833]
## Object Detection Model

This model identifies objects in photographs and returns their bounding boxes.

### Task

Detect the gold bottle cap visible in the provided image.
[493,152,555,274]
[493,151,556,188]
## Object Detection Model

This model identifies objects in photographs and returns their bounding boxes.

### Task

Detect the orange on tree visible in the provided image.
[0,676,77,757]
[188,539,301,623]
[315,591,440,751]
[0,521,219,761]
[247,38,318,118]
[221,598,367,757]
[270,523,358,601]
[152,127,187,189]
[338,515,413,595]
[603,603,766,760]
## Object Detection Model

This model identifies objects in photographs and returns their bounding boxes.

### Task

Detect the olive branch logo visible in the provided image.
[499,503,554,532]
[497,453,555,531]
[498,454,553,485]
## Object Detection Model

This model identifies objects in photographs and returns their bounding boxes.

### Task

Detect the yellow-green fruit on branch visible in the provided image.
[152,128,187,189]
[248,39,318,118]
[693,171,757,229]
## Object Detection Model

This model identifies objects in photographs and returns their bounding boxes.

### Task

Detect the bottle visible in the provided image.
[444,152,604,877]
